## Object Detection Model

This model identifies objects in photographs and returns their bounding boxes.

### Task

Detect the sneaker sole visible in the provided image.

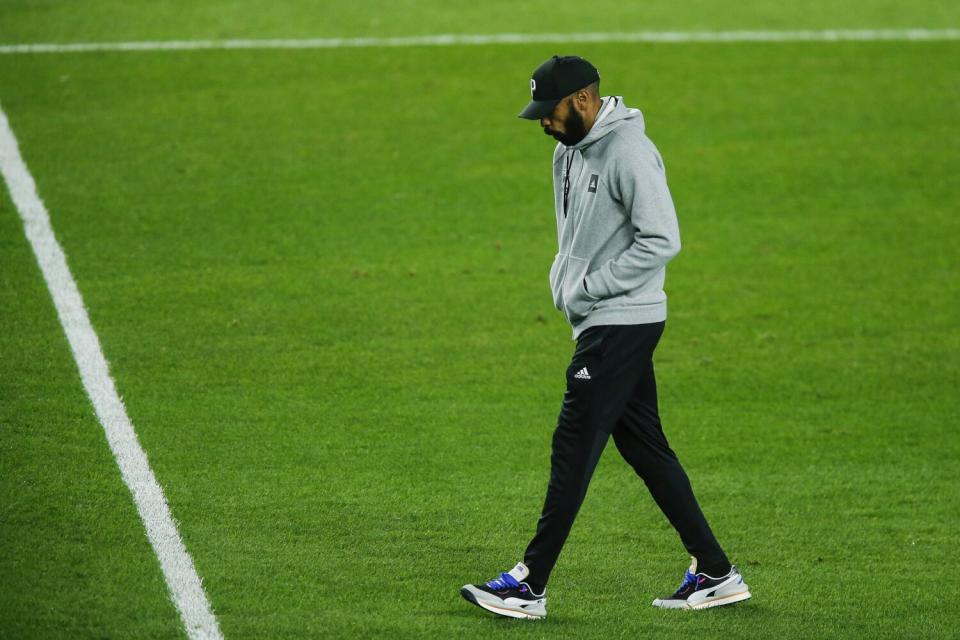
[688,590,752,610]
[459,587,545,620]
[652,589,752,610]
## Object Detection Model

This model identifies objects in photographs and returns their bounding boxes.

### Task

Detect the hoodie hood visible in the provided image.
[568,96,644,150]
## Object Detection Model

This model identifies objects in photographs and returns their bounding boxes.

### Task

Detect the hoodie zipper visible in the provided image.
[562,152,574,218]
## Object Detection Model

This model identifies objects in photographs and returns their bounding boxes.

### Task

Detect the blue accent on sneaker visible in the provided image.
[486,572,520,590]
[677,570,697,593]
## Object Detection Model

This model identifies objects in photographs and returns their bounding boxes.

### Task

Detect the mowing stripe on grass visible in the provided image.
[0,103,223,640]
[0,28,958,54]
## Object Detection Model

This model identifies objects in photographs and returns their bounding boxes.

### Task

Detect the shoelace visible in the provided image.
[486,572,521,591]
[675,570,698,594]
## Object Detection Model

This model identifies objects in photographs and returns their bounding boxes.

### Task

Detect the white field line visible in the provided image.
[0,104,222,640]
[0,28,958,54]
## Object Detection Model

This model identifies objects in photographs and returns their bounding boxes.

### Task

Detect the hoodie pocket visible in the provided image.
[549,252,566,311]
[561,256,599,323]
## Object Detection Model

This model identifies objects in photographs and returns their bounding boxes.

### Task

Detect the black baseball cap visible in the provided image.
[518,55,600,120]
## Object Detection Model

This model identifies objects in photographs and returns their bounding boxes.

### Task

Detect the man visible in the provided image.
[460,55,751,619]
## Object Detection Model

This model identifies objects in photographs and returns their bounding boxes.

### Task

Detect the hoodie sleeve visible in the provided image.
[584,140,681,299]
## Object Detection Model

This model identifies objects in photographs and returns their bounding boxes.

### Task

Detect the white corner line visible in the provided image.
[0,28,958,54]
[0,103,222,640]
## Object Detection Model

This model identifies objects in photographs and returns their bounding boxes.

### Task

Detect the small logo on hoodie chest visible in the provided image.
[587,174,599,193]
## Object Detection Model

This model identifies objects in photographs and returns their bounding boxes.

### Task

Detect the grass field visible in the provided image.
[1,2,959,638]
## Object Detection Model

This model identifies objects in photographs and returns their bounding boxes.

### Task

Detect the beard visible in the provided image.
[544,106,588,146]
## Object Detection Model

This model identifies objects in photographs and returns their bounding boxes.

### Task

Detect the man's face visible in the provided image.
[540,95,588,146]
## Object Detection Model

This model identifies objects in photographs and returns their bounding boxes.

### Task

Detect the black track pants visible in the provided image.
[522,322,729,588]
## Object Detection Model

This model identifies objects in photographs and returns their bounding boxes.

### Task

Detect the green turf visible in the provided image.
[0,188,186,636]
[1,3,959,639]
[1,0,960,43]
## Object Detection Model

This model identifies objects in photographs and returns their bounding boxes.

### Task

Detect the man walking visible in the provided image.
[460,56,750,619]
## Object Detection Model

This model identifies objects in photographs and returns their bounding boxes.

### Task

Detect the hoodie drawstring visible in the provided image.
[563,152,575,218]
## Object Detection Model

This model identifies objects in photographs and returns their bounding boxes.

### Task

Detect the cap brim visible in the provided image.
[518,98,561,120]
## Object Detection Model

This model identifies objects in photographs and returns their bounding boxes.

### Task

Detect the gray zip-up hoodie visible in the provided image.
[549,96,681,338]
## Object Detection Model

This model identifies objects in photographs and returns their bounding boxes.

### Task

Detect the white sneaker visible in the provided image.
[460,562,547,619]
[652,558,751,610]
